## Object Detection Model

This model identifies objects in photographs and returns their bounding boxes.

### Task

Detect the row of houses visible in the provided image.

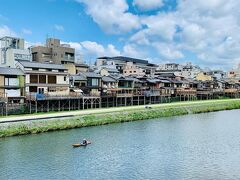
[1,36,240,105]
[0,60,239,104]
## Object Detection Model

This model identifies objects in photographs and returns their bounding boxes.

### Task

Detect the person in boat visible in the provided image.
[82,138,87,145]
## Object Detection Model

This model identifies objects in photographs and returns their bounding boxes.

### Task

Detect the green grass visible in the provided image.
[1,100,240,138]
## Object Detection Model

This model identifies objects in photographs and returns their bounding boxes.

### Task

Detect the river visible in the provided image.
[1,110,240,179]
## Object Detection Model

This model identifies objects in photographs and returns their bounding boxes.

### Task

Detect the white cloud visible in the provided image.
[54,24,64,31]
[81,41,105,56]
[133,0,164,11]
[123,44,147,59]
[22,28,32,35]
[0,25,16,37]
[62,41,120,62]
[125,0,240,67]
[76,0,141,34]
[106,44,121,56]
[153,42,184,59]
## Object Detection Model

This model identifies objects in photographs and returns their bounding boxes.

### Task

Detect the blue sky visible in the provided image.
[0,0,239,70]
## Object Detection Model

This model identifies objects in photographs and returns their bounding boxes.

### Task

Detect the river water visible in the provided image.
[1,110,240,180]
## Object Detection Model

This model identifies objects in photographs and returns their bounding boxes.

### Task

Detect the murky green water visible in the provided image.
[1,110,240,180]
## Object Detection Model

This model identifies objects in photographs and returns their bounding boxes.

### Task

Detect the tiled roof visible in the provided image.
[18,61,67,70]
[0,67,24,75]
[75,63,89,68]
[71,75,87,81]
[80,72,102,78]
[102,76,117,82]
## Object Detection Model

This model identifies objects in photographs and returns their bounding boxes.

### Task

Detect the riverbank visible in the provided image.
[1,99,240,138]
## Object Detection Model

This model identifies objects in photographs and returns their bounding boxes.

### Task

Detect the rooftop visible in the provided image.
[0,67,24,76]
[18,61,67,70]
[71,74,87,81]
[98,56,149,65]
[102,76,117,82]
[79,72,102,78]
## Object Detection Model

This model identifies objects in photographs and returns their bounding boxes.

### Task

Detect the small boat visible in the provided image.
[72,141,91,148]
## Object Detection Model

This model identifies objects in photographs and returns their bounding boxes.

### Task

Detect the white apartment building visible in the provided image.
[157,62,202,79]
[0,36,32,68]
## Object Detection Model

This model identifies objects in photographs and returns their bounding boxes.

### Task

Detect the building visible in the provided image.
[123,62,145,76]
[228,63,240,78]
[180,62,202,79]
[96,56,157,75]
[157,63,182,71]
[70,72,102,96]
[0,36,32,68]
[101,76,118,96]
[0,67,25,103]
[16,61,69,98]
[32,38,75,65]
[156,62,201,79]
[75,63,89,73]
[196,72,213,81]
[63,63,89,75]
[99,67,119,76]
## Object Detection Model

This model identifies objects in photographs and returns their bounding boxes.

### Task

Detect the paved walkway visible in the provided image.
[0,99,239,123]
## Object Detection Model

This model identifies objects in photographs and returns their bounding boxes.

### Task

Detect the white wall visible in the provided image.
[5,89,20,97]
[25,74,30,83]
[57,75,68,84]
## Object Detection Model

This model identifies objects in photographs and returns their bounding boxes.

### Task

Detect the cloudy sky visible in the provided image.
[0,0,239,69]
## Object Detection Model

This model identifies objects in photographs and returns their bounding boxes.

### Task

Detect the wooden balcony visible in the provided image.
[224,88,239,93]
[175,88,197,95]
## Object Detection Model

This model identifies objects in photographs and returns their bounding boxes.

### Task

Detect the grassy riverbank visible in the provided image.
[1,99,240,138]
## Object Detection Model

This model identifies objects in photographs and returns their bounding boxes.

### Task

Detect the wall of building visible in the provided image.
[57,75,68,84]
[32,38,75,65]
[76,66,88,73]
[5,89,20,97]
[0,49,31,68]
[64,64,76,75]
[123,62,145,76]
[196,72,213,81]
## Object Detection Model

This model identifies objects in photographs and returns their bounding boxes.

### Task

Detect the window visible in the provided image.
[80,82,86,87]
[134,71,136,73]
[39,75,46,83]
[30,75,38,83]
[32,53,37,61]
[64,76,66,81]
[38,88,44,94]
[48,87,56,92]
[29,86,37,92]
[130,71,132,73]
[48,75,56,84]
[88,78,98,86]
[92,78,98,86]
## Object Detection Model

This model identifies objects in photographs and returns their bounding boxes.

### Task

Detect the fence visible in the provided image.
[0,93,238,116]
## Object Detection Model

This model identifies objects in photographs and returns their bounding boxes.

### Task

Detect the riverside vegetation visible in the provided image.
[1,99,240,138]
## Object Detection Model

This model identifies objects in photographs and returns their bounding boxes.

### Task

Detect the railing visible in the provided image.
[224,89,239,93]
[0,93,7,102]
[64,56,74,61]
[26,91,101,101]
[176,88,197,95]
